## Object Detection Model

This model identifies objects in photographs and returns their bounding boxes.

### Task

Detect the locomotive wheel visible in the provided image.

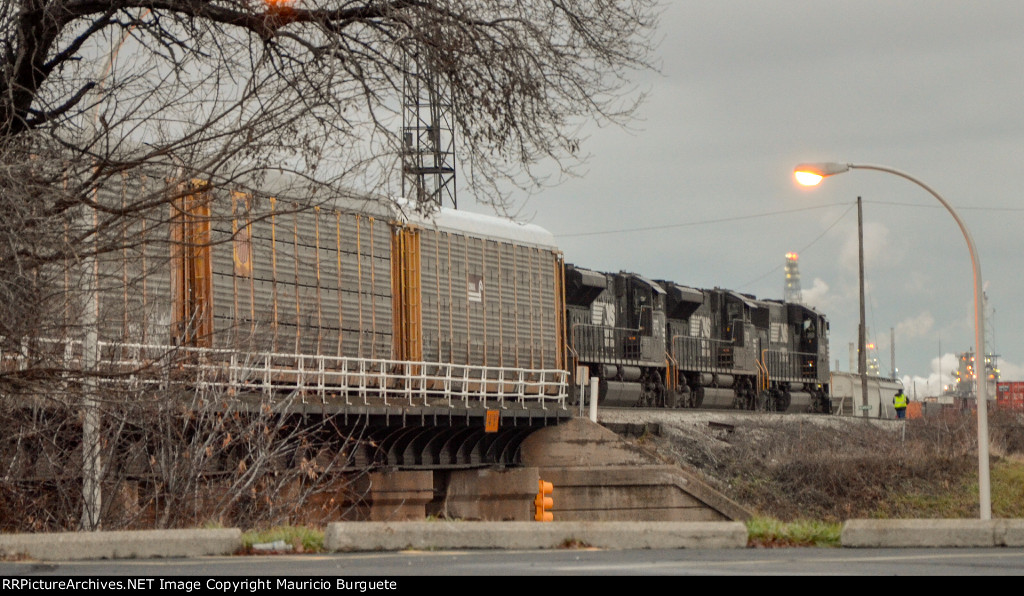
[568,384,580,406]
[691,386,704,408]
[810,391,831,414]
[775,391,791,411]
[665,389,679,408]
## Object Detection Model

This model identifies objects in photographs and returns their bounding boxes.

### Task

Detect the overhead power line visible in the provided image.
[556,204,843,238]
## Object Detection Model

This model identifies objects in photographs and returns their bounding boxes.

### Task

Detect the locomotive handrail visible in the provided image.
[1,336,569,410]
[570,323,650,365]
[663,351,679,393]
[756,351,770,392]
[669,334,734,372]
[760,348,820,382]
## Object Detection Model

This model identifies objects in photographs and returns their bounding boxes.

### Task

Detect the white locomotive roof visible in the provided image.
[394,199,559,250]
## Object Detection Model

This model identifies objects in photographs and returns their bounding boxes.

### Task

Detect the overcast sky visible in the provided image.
[465,1,1024,397]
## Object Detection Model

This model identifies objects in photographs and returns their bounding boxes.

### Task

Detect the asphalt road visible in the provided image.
[3,547,1023,577]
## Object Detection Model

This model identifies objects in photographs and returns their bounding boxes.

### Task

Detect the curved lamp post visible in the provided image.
[794,162,992,520]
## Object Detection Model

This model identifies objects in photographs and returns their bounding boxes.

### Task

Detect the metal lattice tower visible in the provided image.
[784,252,802,303]
[401,52,457,210]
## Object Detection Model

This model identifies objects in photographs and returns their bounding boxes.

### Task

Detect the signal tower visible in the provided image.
[784,252,802,303]
[401,50,457,210]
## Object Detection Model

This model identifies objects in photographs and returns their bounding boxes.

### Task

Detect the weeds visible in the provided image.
[240,526,325,554]
[746,516,841,547]
[645,408,1024,524]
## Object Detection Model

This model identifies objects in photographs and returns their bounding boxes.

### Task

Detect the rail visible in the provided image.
[1,337,569,410]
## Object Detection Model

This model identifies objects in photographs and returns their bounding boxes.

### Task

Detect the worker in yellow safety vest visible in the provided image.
[893,389,908,419]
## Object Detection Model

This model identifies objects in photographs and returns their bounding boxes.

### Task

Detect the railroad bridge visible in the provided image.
[2,340,748,526]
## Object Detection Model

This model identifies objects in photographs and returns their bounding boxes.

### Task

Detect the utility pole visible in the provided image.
[858,197,868,418]
[891,327,896,379]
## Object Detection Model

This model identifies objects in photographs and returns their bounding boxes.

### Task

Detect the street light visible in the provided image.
[793,162,992,520]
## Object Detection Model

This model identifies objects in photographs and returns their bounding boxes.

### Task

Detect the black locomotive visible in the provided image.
[564,264,831,413]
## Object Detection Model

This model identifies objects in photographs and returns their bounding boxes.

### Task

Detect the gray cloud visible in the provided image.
[466,1,1024,394]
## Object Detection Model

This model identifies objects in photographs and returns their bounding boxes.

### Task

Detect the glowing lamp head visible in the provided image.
[265,0,294,13]
[794,170,824,186]
[793,162,851,186]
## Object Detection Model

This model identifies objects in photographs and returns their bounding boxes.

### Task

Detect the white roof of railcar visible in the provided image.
[394,199,559,251]
[221,173,560,250]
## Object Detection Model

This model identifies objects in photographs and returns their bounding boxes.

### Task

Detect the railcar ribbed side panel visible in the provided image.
[87,178,395,360]
[208,197,393,359]
[90,176,176,352]
[418,227,561,371]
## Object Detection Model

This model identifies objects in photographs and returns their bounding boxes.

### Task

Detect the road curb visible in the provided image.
[0,528,242,561]
[324,521,749,551]
[841,519,1024,547]
[5,519,1022,561]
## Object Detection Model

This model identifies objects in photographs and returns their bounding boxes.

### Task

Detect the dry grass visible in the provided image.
[635,408,1024,522]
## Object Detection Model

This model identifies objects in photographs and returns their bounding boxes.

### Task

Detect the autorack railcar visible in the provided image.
[77,175,571,406]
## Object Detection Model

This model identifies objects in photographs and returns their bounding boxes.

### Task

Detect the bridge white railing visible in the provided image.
[1,338,569,410]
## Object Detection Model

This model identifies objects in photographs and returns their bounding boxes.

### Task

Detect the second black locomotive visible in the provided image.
[564,264,831,413]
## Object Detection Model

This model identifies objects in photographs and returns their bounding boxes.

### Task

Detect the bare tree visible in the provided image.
[0,0,658,531]
[1,0,659,385]
[2,0,658,201]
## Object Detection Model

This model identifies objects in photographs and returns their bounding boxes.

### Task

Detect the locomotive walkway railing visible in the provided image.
[669,336,822,387]
[571,324,651,363]
[761,349,821,383]
[670,335,733,371]
[1,337,569,411]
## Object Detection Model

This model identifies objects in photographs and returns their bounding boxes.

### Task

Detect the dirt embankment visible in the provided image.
[597,408,1023,521]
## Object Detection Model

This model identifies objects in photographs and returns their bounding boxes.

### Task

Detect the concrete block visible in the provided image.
[539,465,751,522]
[995,519,1024,547]
[323,521,748,551]
[842,519,998,547]
[519,418,655,467]
[442,468,538,521]
[0,528,242,561]
[350,470,433,521]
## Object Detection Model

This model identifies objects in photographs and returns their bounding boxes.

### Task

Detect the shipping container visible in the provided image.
[996,381,1024,411]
